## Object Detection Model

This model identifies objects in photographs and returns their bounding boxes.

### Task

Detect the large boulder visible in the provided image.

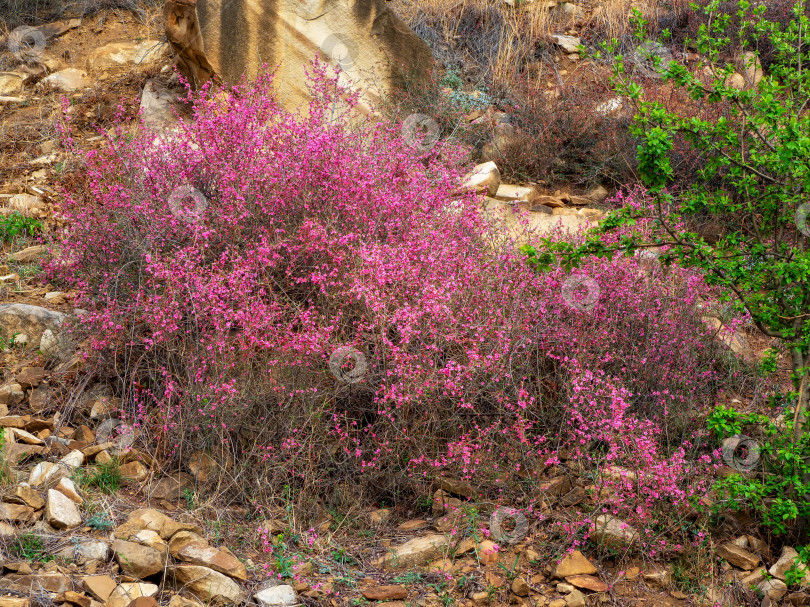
[0,304,65,349]
[164,0,433,113]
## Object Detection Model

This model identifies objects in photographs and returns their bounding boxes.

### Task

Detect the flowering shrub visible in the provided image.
[52,64,743,555]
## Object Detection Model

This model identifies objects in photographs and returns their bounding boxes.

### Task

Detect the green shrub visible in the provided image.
[0,212,41,241]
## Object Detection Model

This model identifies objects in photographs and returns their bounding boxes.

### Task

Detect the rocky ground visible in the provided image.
[0,3,801,607]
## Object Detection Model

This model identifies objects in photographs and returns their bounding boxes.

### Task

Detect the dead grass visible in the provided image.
[0,0,160,29]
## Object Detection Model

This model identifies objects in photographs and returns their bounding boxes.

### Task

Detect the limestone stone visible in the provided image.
[716,542,760,570]
[5,484,44,509]
[45,489,81,529]
[106,583,159,607]
[378,534,452,569]
[42,68,89,91]
[175,540,247,580]
[254,585,298,607]
[58,539,109,564]
[112,539,167,578]
[0,304,65,349]
[115,508,202,540]
[593,515,639,546]
[759,578,788,601]
[119,461,149,482]
[150,473,195,501]
[171,565,243,604]
[553,550,597,578]
[55,478,83,503]
[87,41,167,70]
[363,585,407,601]
[462,162,500,197]
[82,575,117,602]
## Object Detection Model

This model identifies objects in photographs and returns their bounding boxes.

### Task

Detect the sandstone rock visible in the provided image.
[553,550,597,578]
[140,80,180,129]
[716,542,760,570]
[150,473,195,501]
[106,583,159,607]
[166,0,433,114]
[532,195,565,209]
[0,502,34,523]
[587,185,609,202]
[481,122,522,162]
[551,34,581,54]
[0,304,65,349]
[8,244,47,261]
[378,534,452,569]
[61,449,85,468]
[115,508,202,540]
[82,575,117,602]
[0,520,16,540]
[5,483,45,509]
[593,515,639,546]
[759,578,788,601]
[4,197,43,220]
[167,596,203,607]
[396,519,427,531]
[740,568,767,586]
[0,383,24,405]
[462,162,500,197]
[40,329,59,356]
[565,589,586,607]
[788,592,810,606]
[112,539,167,578]
[10,428,45,446]
[58,539,110,564]
[46,489,81,529]
[171,565,243,604]
[55,478,83,504]
[642,565,672,587]
[55,591,90,607]
[0,73,23,96]
[169,530,207,557]
[42,68,89,91]
[175,540,246,580]
[477,540,500,565]
[87,41,167,70]
[3,442,43,466]
[363,585,407,601]
[495,184,538,204]
[565,575,607,592]
[13,572,71,593]
[16,366,44,389]
[727,72,746,89]
[89,396,120,419]
[770,546,809,582]
[133,529,167,551]
[127,599,158,607]
[120,461,149,482]
[368,508,391,526]
[740,51,763,85]
[511,578,530,597]
[254,585,298,607]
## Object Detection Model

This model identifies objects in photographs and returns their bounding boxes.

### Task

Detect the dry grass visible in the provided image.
[391,0,688,89]
[0,0,161,30]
